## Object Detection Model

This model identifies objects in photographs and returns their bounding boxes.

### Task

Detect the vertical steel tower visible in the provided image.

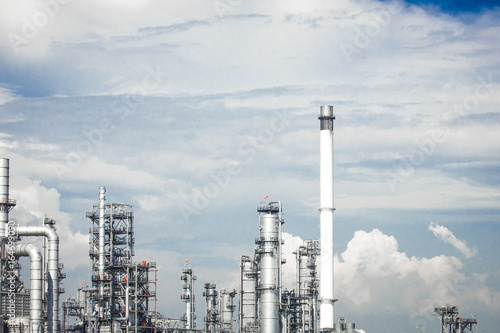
[0,159,28,323]
[239,255,258,333]
[319,106,335,330]
[203,282,218,333]
[296,239,320,333]
[255,203,283,333]
[86,187,156,333]
[434,305,477,333]
[181,267,196,330]
[219,289,236,333]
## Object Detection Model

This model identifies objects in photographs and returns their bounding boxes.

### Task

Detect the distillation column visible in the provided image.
[219,289,236,333]
[0,158,17,283]
[204,283,218,333]
[98,186,106,299]
[239,255,258,333]
[0,158,19,318]
[256,204,282,333]
[181,267,196,330]
[0,158,16,238]
[319,105,335,331]
[86,188,154,333]
[296,240,320,333]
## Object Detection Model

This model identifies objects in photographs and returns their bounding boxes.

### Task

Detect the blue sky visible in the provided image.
[1,0,499,332]
[401,0,498,13]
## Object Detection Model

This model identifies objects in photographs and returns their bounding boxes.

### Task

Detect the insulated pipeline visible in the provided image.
[16,225,60,333]
[15,243,43,333]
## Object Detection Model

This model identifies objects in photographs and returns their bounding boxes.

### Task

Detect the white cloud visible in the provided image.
[9,179,89,270]
[281,232,308,289]
[0,87,18,106]
[267,228,497,320]
[0,0,499,330]
[428,222,478,258]
[334,229,467,314]
[337,170,500,211]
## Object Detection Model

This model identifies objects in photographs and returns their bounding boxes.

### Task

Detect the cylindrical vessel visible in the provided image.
[0,158,10,238]
[319,105,335,330]
[258,213,280,333]
[6,317,31,333]
[98,186,106,297]
[219,289,236,332]
[181,268,196,329]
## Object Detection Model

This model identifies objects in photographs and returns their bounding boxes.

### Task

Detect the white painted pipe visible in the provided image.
[319,105,335,330]
[98,186,106,297]
[16,225,60,333]
[15,243,43,333]
[117,287,135,321]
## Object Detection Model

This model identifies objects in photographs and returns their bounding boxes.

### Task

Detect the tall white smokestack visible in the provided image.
[319,105,335,330]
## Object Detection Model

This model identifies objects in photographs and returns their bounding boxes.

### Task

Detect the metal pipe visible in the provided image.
[14,243,43,333]
[117,287,135,321]
[98,186,106,297]
[319,105,335,330]
[269,200,283,310]
[16,225,60,333]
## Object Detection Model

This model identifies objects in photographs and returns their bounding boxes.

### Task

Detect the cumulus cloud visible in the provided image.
[335,229,467,314]
[428,222,478,258]
[0,0,499,330]
[9,178,89,270]
[281,231,309,290]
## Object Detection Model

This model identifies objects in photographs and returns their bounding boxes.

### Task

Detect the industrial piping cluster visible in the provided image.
[1,107,473,333]
[1,159,63,333]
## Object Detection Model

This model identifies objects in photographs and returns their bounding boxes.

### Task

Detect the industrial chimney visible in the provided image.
[319,105,335,330]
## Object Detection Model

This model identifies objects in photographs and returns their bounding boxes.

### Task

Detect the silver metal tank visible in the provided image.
[257,211,280,333]
[6,317,31,333]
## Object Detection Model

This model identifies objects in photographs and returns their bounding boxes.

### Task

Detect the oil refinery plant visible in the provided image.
[0,107,478,333]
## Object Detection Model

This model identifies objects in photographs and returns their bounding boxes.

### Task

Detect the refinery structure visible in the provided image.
[0,107,478,333]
